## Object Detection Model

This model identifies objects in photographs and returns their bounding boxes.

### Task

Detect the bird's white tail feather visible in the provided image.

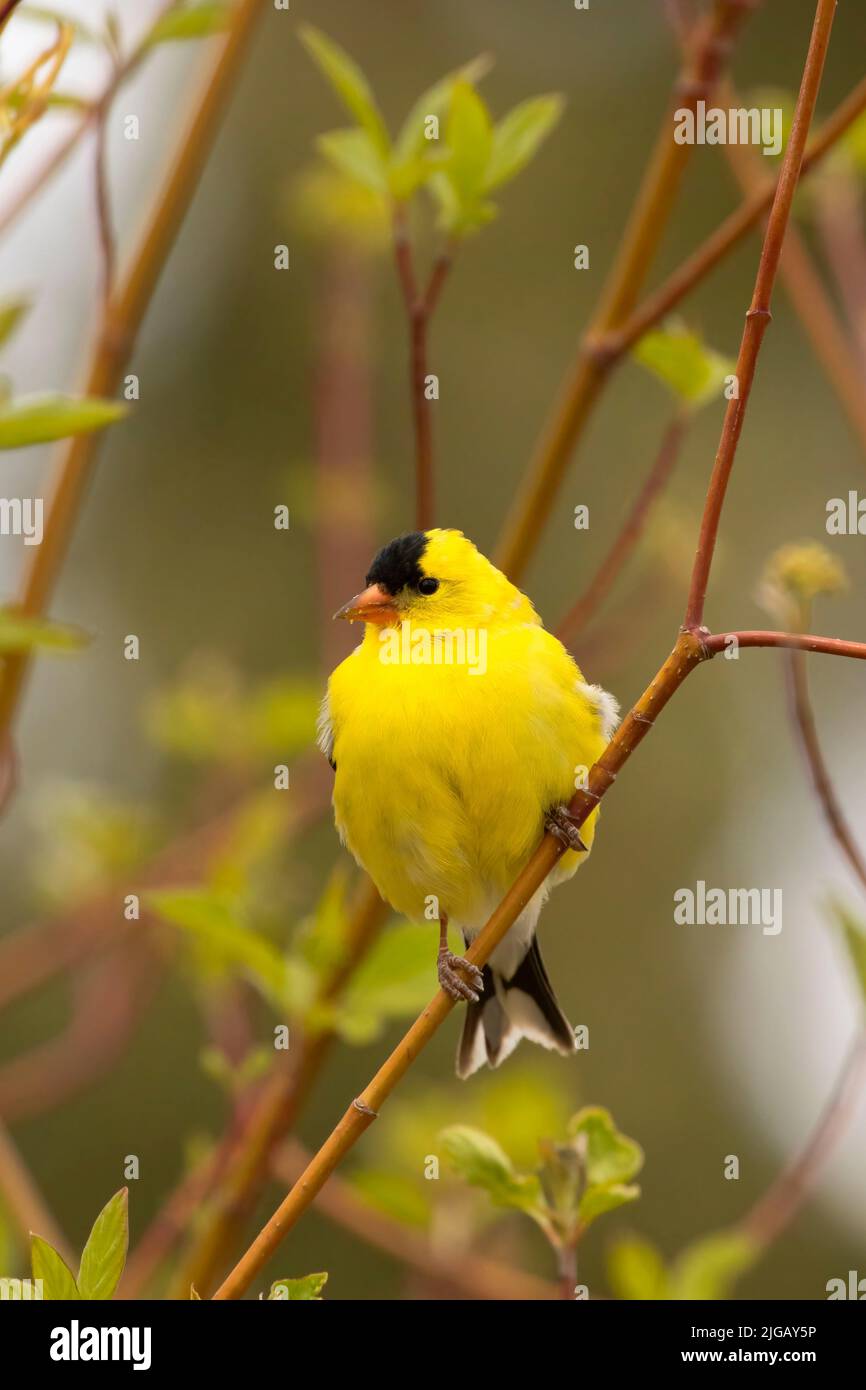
[456,939,576,1079]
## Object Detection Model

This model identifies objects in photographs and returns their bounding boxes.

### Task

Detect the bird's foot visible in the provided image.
[545,805,588,853]
[437,948,483,1003]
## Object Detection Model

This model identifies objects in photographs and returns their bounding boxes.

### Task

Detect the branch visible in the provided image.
[495,0,758,580]
[93,97,116,306]
[556,411,687,645]
[705,629,866,659]
[271,1139,557,1301]
[0,0,267,744]
[0,1,179,238]
[0,944,160,1121]
[784,642,866,892]
[393,210,455,530]
[167,878,388,1298]
[740,1030,866,1250]
[211,0,839,1300]
[705,65,866,462]
[0,0,24,33]
[684,0,836,630]
[813,166,866,374]
[498,68,866,589]
[601,73,866,367]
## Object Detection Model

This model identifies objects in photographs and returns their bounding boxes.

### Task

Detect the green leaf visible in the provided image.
[485,94,564,191]
[843,110,866,175]
[633,322,734,411]
[390,55,492,197]
[578,1181,641,1226]
[669,1230,757,1301]
[31,1236,80,1300]
[269,1271,328,1301]
[0,611,87,655]
[330,923,437,1042]
[146,2,231,45]
[299,26,389,158]
[567,1106,644,1186]
[440,1125,543,1214]
[446,80,493,201]
[349,1168,431,1230]
[147,888,291,1010]
[77,1189,128,1300]
[317,129,388,195]
[0,393,127,449]
[607,1234,669,1300]
[428,81,499,235]
[831,900,866,1004]
[0,298,30,349]
[393,56,491,166]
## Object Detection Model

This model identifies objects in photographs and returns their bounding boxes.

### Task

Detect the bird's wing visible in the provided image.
[317,691,336,770]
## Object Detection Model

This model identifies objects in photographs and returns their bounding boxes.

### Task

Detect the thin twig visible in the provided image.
[0,0,267,745]
[212,0,841,1301]
[392,211,454,531]
[740,1031,866,1250]
[709,69,866,461]
[599,74,866,368]
[498,69,866,587]
[0,0,24,33]
[168,878,388,1298]
[93,94,116,306]
[684,0,835,631]
[495,0,759,581]
[705,629,866,660]
[813,167,866,374]
[784,642,866,893]
[0,943,160,1121]
[0,1,178,237]
[556,412,688,645]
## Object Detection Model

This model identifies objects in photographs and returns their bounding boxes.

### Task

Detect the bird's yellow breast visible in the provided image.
[326,620,608,925]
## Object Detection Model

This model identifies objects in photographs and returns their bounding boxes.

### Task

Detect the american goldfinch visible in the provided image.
[319,529,618,1077]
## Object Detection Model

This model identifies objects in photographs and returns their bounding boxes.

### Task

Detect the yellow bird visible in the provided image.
[320,529,618,1077]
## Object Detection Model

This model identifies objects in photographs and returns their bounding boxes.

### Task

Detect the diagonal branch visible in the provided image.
[495,0,759,581]
[212,0,843,1299]
[684,0,836,631]
[498,67,866,585]
[739,1030,866,1250]
[784,643,866,893]
[0,0,267,744]
[556,411,688,645]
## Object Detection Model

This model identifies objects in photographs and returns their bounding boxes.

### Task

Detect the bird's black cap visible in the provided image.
[365,532,428,594]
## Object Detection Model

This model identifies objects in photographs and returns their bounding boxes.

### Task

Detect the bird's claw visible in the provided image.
[545,805,588,853]
[438,949,483,1003]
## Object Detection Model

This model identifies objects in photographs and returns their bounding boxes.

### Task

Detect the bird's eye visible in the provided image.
[417,577,439,596]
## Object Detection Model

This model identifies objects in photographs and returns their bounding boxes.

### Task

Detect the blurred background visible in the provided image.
[0,0,865,1300]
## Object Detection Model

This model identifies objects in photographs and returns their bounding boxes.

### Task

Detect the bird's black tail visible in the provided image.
[456,937,576,1079]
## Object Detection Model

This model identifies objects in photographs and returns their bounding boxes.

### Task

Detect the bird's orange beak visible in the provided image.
[333,583,398,625]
